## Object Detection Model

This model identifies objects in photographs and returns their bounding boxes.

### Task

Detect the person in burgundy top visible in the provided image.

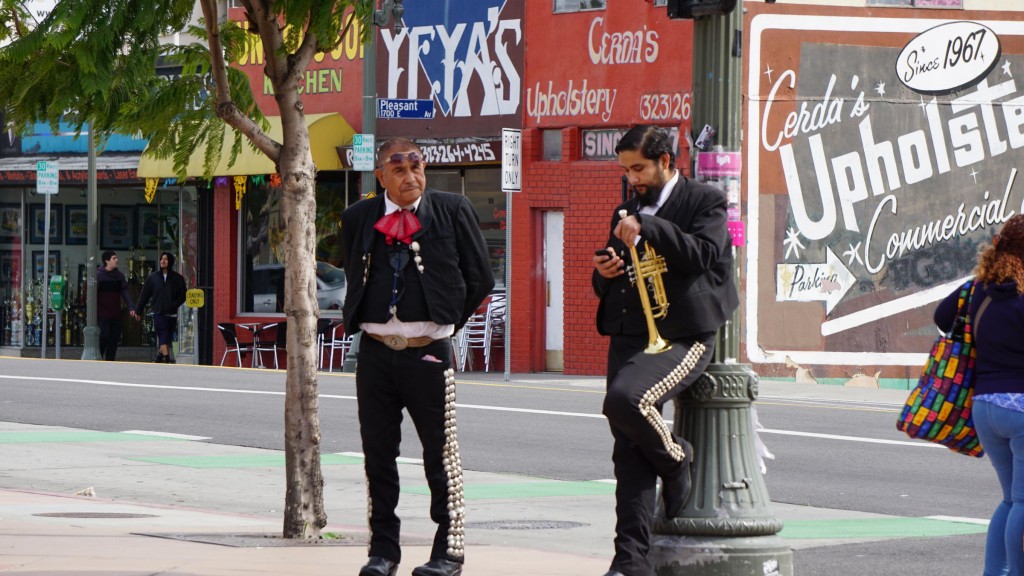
[935,214,1024,576]
[95,250,134,361]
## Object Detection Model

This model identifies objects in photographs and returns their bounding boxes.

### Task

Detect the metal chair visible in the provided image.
[317,318,342,370]
[321,320,354,372]
[217,323,254,367]
[253,321,286,369]
[458,297,492,372]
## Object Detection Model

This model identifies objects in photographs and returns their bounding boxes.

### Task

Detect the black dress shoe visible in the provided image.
[358,556,398,576]
[411,558,463,576]
[601,571,627,576]
[662,438,695,518]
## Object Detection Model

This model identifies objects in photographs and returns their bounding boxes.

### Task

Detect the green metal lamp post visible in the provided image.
[651,2,792,574]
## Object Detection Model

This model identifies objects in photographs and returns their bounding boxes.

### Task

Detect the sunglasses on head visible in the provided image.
[378,151,423,168]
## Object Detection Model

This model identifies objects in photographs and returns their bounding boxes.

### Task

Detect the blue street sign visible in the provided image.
[377,98,435,120]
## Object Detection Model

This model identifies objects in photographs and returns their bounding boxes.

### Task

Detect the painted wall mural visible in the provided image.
[522,2,693,130]
[376,0,524,139]
[229,6,364,125]
[745,5,1024,371]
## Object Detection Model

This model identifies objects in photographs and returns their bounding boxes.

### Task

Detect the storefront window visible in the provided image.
[465,168,506,289]
[1,202,24,347]
[239,175,352,316]
[426,167,506,289]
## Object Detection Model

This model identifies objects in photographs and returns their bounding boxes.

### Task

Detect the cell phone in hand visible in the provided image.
[595,248,611,258]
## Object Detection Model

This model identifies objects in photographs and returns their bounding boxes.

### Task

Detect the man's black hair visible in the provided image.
[101,250,116,265]
[614,125,676,170]
[160,251,176,269]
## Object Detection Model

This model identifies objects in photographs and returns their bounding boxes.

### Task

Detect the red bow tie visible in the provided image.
[374,209,421,245]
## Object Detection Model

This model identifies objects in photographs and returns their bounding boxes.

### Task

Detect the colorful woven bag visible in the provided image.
[896,281,985,458]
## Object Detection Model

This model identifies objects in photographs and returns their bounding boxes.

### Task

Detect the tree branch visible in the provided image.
[199,0,280,162]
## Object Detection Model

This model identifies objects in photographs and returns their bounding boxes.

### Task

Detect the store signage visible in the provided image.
[581,128,681,161]
[377,98,435,119]
[501,129,522,193]
[352,134,375,171]
[36,160,59,195]
[895,21,1000,94]
[185,289,205,308]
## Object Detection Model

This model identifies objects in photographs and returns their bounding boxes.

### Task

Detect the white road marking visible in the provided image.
[926,515,990,526]
[121,430,211,441]
[759,428,943,449]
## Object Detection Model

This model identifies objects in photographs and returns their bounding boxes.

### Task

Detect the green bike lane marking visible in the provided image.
[0,431,184,443]
[779,517,987,539]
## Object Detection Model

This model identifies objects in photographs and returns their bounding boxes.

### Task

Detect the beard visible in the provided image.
[637,187,659,207]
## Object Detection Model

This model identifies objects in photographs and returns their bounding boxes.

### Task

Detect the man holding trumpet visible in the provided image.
[592,125,739,576]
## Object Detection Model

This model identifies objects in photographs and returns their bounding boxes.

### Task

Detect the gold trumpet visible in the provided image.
[619,209,672,354]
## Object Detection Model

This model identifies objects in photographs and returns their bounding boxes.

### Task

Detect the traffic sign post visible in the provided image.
[501,129,522,193]
[352,134,376,172]
[37,160,59,359]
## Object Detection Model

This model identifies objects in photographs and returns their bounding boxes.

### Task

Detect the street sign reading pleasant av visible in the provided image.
[377,98,435,120]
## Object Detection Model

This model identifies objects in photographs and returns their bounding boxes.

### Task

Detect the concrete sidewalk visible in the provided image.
[0,488,607,575]
[0,375,973,575]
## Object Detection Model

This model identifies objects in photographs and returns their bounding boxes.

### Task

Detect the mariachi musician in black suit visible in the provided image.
[592,125,739,576]
[340,137,494,576]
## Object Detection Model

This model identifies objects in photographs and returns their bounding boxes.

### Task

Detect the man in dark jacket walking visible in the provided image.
[96,250,134,361]
[134,251,187,363]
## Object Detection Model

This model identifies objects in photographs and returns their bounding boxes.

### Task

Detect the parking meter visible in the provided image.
[49,274,64,309]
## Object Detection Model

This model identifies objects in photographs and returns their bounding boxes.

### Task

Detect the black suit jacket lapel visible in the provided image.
[654,175,687,220]
[359,195,386,250]
[411,190,434,242]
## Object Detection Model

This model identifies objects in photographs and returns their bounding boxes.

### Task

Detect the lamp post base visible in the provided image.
[651,534,793,576]
[80,326,100,361]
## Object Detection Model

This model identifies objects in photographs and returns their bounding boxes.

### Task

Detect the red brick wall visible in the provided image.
[510,128,624,375]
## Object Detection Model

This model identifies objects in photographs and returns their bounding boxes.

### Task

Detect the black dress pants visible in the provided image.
[603,332,716,576]
[355,335,465,565]
[98,318,123,361]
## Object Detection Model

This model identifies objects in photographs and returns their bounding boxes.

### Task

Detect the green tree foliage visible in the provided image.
[0,0,375,539]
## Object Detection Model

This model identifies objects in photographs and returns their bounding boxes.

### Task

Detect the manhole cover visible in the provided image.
[34,512,159,519]
[465,520,586,530]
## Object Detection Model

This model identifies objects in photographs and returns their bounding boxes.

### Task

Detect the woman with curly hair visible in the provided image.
[935,213,1024,576]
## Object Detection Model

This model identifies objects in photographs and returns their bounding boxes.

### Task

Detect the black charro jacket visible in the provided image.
[593,175,739,341]
[340,188,495,335]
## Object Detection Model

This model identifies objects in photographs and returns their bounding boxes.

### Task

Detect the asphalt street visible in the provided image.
[0,357,1003,575]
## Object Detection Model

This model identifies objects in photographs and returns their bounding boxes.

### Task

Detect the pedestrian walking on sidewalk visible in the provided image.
[96,250,134,361]
[340,137,494,576]
[592,125,738,576]
[935,214,1024,576]
[133,252,186,363]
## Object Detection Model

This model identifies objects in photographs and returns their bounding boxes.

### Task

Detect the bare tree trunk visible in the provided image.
[277,62,326,543]
[200,0,327,538]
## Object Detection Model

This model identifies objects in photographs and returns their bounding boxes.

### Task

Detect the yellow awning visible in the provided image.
[136,112,355,178]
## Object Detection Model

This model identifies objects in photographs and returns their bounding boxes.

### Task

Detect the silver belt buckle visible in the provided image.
[382,334,408,350]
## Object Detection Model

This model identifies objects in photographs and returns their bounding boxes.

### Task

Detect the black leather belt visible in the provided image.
[367,333,436,351]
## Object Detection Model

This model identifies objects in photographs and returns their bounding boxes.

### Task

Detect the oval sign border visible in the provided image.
[895,20,1002,96]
